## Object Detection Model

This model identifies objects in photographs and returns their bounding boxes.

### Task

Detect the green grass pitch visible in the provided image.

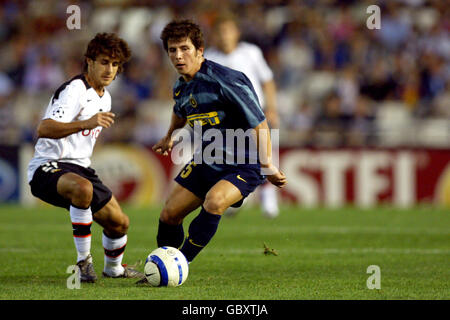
[0,204,448,300]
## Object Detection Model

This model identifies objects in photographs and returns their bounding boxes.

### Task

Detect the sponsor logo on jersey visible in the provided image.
[186,112,220,127]
[81,128,101,139]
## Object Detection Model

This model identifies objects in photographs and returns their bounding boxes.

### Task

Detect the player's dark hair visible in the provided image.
[160,19,204,52]
[83,32,131,74]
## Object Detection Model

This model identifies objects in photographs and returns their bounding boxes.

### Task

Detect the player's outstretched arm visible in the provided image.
[37,112,115,139]
[152,112,186,156]
[254,119,287,188]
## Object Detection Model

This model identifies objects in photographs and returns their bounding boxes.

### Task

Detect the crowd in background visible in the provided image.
[0,0,448,148]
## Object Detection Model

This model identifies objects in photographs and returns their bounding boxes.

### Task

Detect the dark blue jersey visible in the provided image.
[172,59,266,172]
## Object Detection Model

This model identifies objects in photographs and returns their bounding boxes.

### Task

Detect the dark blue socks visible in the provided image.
[156,219,185,249]
[180,207,222,262]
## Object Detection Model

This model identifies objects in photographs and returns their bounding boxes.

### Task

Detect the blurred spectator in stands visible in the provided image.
[328,6,355,69]
[2,32,29,88]
[122,58,154,102]
[133,100,172,146]
[360,59,397,101]
[401,69,421,111]
[103,94,138,144]
[377,2,411,50]
[420,54,446,100]
[431,81,450,118]
[416,53,447,117]
[346,95,376,146]
[287,101,315,147]
[23,53,64,94]
[0,72,20,145]
[277,20,314,90]
[313,92,349,147]
[336,66,359,116]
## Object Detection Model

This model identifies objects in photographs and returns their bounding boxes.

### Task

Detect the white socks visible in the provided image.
[260,183,279,218]
[70,206,92,263]
[102,232,127,276]
[70,206,128,276]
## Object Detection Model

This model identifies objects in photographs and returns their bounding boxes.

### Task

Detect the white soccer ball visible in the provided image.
[144,246,189,287]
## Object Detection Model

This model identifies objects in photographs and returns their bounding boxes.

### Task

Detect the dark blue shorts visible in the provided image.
[174,160,265,208]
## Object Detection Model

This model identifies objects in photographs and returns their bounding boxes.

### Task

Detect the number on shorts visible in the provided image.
[180,161,197,178]
[41,161,59,173]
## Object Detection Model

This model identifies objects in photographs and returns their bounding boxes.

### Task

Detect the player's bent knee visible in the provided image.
[122,214,130,233]
[115,213,129,234]
[71,179,93,208]
[104,213,129,238]
[160,206,183,225]
[203,196,227,215]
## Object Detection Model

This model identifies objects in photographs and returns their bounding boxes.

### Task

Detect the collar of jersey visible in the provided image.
[177,59,209,83]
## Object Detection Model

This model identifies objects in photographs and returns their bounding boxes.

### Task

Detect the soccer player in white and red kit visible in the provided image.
[28,33,142,282]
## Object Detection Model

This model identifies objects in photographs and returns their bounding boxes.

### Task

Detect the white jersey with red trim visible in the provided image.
[27,74,111,182]
[205,42,273,108]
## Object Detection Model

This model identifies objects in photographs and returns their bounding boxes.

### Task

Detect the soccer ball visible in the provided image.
[144,246,189,287]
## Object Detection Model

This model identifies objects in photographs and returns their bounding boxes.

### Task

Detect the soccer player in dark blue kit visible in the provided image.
[150,20,286,266]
